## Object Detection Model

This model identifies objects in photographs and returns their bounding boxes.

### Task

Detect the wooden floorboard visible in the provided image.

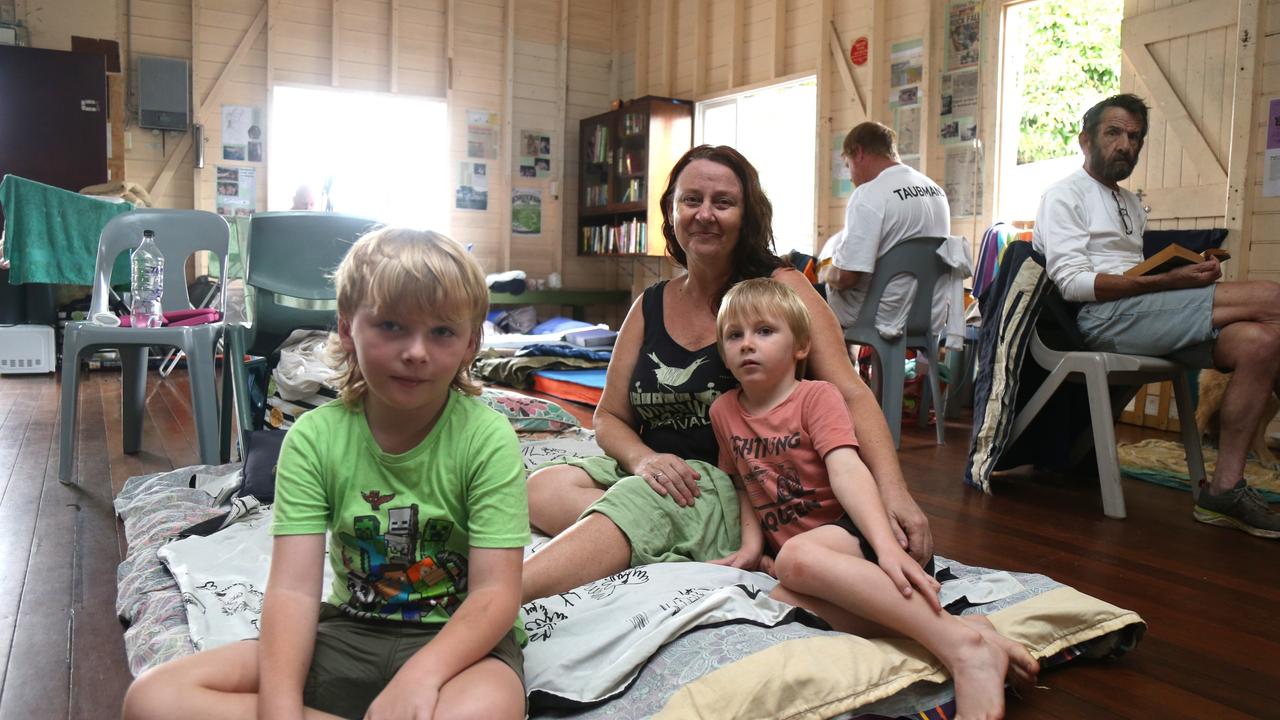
[0,371,1277,718]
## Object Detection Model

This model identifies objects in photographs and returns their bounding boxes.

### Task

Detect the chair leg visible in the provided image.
[185,339,222,466]
[879,346,905,449]
[120,346,150,455]
[58,341,84,484]
[1083,367,1127,519]
[1173,373,1208,503]
[922,348,945,445]
[220,342,234,463]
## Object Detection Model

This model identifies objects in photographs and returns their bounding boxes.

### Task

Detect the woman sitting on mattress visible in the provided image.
[522,145,934,603]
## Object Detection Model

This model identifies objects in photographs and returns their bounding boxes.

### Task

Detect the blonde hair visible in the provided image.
[328,227,489,404]
[716,278,811,379]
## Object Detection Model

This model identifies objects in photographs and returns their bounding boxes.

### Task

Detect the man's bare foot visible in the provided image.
[944,631,1009,720]
[961,615,1040,689]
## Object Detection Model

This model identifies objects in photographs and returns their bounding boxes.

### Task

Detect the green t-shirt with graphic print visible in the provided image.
[272,390,530,626]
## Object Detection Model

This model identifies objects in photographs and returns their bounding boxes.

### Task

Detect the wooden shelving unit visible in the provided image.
[578,96,693,257]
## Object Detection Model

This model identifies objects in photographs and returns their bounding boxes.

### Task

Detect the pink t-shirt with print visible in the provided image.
[710,380,858,554]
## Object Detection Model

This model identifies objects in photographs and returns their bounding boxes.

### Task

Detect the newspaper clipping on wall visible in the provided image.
[944,146,983,218]
[946,0,981,72]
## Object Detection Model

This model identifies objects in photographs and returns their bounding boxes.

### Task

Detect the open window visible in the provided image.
[695,77,818,256]
[996,0,1122,221]
[269,85,450,231]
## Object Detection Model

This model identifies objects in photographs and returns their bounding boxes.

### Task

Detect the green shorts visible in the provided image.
[301,603,525,717]
[561,455,742,566]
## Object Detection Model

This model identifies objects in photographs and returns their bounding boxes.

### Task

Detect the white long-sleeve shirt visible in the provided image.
[1031,167,1145,302]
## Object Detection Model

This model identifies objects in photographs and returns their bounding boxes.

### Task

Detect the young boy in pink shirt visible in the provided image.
[709,278,1037,720]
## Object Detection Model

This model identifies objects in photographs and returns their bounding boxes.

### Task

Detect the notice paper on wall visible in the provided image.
[944,146,983,218]
[831,130,852,197]
[519,129,553,179]
[216,166,256,217]
[457,161,489,211]
[221,105,263,162]
[946,0,981,72]
[1264,99,1280,197]
[467,110,500,160]
[512,189,542,235]
[940,69,979,145]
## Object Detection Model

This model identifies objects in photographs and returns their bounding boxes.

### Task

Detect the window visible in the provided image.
[269,85,450,231]
[696,77,817,256]
[996,0,1122,220]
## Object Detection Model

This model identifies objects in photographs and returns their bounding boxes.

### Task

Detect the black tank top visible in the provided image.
[628,281,739,465]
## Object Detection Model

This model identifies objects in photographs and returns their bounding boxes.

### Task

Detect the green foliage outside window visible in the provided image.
[1017,0,1122,164]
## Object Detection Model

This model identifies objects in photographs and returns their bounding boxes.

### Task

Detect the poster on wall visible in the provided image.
[519,129,553,178]
[939,69,979,145]
[889,39,923,107]
[896,105,921,162]
[512,189,542,235]
[221,105,264,162]
[216,166,256,217]
[831,130,852,197]
[467,110,500,159]
[1264,99,1280,197]
[946,0,981,72]
[457,161,489,210]
[943,146,983,218]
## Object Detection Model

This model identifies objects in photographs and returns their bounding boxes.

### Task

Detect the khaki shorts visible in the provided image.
[301,603,525,718]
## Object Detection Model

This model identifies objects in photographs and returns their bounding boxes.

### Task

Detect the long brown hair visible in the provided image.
[659,145,786,305]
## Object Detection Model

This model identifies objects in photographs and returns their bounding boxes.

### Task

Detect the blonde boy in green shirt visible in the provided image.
[124,228,529,720]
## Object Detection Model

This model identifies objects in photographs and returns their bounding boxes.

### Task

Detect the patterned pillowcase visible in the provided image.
[479,387,581,432]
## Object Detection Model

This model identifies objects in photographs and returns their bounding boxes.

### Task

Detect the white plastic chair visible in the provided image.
[842,236,948,448]
[1006,320,1208,519]
[59,209,229,483]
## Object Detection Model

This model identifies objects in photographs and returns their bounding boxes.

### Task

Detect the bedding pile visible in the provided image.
[115,394,1146,718]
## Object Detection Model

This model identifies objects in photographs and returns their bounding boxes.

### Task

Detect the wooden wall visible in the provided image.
[14,0,1280,302]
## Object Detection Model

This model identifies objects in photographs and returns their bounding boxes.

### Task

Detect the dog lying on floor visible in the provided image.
[1195,368,1280,470]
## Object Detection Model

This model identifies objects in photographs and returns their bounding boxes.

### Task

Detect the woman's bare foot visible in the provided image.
[961,614,1040,689]
[943,631,1009,720]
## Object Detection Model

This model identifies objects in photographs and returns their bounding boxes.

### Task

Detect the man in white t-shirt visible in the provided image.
[823,122,951,341]
[1033,93,1280,539]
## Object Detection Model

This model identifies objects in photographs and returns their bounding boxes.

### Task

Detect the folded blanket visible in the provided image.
[1,174,133,285]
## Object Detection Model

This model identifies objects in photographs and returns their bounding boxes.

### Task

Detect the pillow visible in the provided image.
[479,387,581,432]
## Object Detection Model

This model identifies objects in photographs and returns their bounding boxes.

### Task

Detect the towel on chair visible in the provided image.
[0,174,134,285]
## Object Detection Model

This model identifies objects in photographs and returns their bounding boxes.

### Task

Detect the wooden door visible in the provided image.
[1119,0,1238,233]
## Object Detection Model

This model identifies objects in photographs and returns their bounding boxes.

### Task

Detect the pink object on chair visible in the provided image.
[118,308,221,327]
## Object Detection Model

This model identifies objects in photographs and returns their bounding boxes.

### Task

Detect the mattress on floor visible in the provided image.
[531,368,607,407]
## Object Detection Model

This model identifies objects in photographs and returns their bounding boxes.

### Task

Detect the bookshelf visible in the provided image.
[578,96,693,257]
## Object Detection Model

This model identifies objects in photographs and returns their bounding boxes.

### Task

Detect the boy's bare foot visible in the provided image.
[945,631,1009,720]
[960,614,1040,689]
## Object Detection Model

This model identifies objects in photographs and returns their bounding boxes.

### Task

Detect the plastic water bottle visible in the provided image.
[130,230,165,328]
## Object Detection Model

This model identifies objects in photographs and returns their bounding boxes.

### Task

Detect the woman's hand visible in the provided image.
[877,547,942,613]
[633,453,701,506]
[708,545,762,571]
[882,489,934,566]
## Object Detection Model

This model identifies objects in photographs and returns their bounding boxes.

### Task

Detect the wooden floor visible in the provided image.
[1,368,1277,719]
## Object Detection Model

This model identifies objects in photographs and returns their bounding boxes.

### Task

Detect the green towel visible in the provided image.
[1,174,133,286]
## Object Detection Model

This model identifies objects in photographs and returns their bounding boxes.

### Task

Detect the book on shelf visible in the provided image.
[1123,245,1230,277]
[581,218,646,255]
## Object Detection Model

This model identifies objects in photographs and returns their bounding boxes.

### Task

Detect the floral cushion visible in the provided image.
[480,387,581,432]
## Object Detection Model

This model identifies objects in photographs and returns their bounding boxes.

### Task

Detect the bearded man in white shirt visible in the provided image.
[1033,93,1280,539]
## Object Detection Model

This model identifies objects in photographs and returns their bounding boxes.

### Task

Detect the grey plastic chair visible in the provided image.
[842,236,949,448]
[220,211,379,457]
[59,209,230,483]
[1007,322,1207,519]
